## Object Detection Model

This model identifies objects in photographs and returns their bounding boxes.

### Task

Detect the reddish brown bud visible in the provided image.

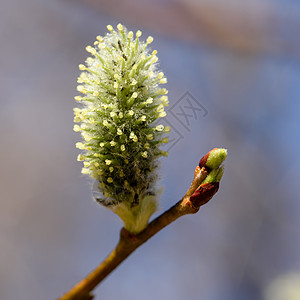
[199,148,227,170]
[199,148,218,169]
[189,182,219,208]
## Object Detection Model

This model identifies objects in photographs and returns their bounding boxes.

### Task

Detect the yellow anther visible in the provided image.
[73,125,81,132]
[105,159,112,165]
[132,92,138,98]
[109,167,114,172]
[160,96,169,106]
[117,23,123,31]
[110,141,116,147]
[155,125,164,131]
[81,168,90,175]
[74,96,82,101]
[94,153,100,157]
[142,151,148,158]
[159,111,167,117]
[103,120,109,127]
[160,78,167,84]
[161,151,168,157]
[107,177,113,183]
[85,46,93,53]
[110,112,116,118]
[96,35,103,42]
[146,134,153,140]
[77,154,84,161]
[156,104,164,112]
[164,126,171,133]
[94,162,100,167]
[117,128,123,135]
[128,110,134,116]
[136,30,142,38]
[129,132,138,142]
[128,31,133,39]
[157,72,164,79]
[147,36,153,44]
[83,135,92,142]
[79,64,86,70]
[118,112,123,118]
[76,142,85,150]
[83,161,90,168]
[146,98,153,104]
[73,107,81,113]
[107,25,113,32]
[144,143,150,149]
[140,115,146,122]
[77,85,87,94]
[152,50,157,55]
[120,145,125,151]
[99,142,105,147]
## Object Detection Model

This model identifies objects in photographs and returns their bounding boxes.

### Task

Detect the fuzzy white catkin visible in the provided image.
[74,24,170,233]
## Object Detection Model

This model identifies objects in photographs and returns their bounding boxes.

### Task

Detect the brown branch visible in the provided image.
[58,165,220,300]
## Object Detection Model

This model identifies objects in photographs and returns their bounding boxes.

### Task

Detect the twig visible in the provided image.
[58,166,219,300]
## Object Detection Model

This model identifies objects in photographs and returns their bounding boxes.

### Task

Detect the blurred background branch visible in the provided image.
[76,0,300,58]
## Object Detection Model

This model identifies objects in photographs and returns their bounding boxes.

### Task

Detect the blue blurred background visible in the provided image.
[1,0,300,299]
